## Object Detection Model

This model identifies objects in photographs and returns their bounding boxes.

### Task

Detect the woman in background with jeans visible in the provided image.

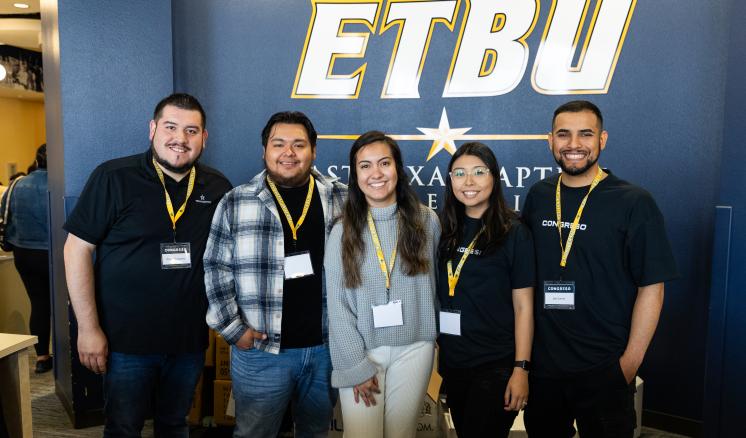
[1,144,52,373]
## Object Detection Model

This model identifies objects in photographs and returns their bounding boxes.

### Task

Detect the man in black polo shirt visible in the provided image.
[521,101,678,437]
[63,93,232,437]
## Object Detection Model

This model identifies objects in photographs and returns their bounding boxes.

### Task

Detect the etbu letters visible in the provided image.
[293,0,637,98]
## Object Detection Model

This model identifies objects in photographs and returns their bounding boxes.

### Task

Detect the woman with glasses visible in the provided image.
[325,131,439,438]
[437,142,535,438]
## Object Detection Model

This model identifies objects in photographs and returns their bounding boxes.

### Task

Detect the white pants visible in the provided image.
[339,341,434,438]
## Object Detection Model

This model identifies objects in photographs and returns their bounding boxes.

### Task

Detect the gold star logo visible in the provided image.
[316,108,548,161]
[416,108,472,161]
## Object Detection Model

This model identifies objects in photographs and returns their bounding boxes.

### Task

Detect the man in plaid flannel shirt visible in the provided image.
[204,111,346,437]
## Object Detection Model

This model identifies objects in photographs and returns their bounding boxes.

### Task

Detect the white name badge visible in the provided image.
[160,242,191,269]
[284,251,314,279]
[372,300,403,328]
[439,310,461,336]
[543,280,576,310]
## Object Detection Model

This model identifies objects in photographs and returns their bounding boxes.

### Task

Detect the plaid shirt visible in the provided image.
[204,169,347,353]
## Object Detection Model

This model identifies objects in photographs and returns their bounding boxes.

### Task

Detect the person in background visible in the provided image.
[0,144,52,373]
[325,131,439,438]
[436,142,534,437]
[9,172,26,184]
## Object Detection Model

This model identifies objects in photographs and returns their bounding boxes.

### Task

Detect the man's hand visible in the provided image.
[504,369,529,411]
[77,326,108,374]
[235,328,267,350]
[353,376,381,407]
[619,354,639,385]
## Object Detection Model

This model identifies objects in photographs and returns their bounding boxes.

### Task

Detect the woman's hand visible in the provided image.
[353,376,381,407]
[504,368,529,411]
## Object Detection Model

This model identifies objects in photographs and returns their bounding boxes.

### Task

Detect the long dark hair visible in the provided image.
[439,142,515,260]
[341,131,429,289]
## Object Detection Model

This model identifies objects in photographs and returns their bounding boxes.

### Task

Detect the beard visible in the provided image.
[554,151,600,176]
[151,142,202,174]
[265,166,312,188]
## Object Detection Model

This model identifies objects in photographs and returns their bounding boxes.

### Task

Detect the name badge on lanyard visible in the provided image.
[549,166,604,310]
[372,300,403,328]
[152,158,196,271]
[543,281,575,309]
[284,250,314,279]
[161,242,191,269]
[439,309,461,335]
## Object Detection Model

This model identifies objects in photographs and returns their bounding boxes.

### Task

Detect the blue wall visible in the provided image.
[170,0,728,427]
[705,0,746,435]
[43,0,173,424]
[44,0,746,432]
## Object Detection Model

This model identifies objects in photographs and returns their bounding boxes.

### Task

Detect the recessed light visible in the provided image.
[0,65,7,81]
[13,3,30,9]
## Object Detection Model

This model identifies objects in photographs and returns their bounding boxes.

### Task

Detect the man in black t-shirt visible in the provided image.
[521,101,678,437]
[203,111,346,438]
[63,94,232,437]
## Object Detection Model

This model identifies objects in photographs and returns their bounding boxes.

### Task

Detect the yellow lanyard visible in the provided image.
[446,228,484,297]
[267,175,315,241]
[367,211,397,291]
[152,158,196,232]
[555,166,604,268]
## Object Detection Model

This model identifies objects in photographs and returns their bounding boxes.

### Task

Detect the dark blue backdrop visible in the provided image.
[44,0,746,434]
[170,0,723,427]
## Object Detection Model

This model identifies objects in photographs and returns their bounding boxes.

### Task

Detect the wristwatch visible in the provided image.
[514,360,531,371]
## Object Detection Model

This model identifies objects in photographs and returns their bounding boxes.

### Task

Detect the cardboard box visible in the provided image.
[213,379,235,426]
[215,334,231,380]
[187,373,204,426]
[414,364,443,437]
[204,329,216,367]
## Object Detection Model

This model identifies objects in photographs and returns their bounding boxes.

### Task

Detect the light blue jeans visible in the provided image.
[231,344,336,438]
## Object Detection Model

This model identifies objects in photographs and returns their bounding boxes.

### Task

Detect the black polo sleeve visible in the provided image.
[63,165,118,245]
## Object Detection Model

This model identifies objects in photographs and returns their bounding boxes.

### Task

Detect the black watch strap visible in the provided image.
[514,360,531,371]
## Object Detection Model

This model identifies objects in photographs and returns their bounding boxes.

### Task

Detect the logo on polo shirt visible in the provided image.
[542,219,587,231]
[195,194,211,204]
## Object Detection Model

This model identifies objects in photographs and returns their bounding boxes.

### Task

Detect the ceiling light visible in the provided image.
[13,3,30,9]
[0,65,7,81]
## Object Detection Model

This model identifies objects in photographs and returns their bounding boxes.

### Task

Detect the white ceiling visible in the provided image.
[0,0,43,101]
[0,0,41,52]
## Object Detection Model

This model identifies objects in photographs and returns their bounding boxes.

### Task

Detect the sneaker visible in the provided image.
[35,357,53,374]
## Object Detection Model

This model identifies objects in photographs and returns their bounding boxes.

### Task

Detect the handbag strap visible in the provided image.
[2,176,24,225]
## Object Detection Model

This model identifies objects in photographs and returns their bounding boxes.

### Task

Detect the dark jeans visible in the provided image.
[13,247,51,357]
[524,361,637,438]
[103,352,203,438]
[443,366,518,438]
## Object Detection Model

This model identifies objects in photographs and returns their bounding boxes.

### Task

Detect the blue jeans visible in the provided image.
[103,352,204,438]
[231,344,336,438]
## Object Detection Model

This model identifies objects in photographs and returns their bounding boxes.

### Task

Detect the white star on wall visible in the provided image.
[417,108,472,161]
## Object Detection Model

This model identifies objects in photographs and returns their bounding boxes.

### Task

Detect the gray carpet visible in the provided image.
[28,353,153,437]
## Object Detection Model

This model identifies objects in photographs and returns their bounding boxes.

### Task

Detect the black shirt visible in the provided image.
[269,178,325,348]
[522,171,678,377]
[437,217,535,372]
[64,150,232,354]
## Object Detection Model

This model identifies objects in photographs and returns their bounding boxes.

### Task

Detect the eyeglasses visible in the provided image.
[449,167,490,179]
